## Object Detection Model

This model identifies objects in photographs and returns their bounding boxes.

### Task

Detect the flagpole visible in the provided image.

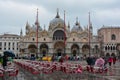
[64,10,66,56]
[88,12,91,57]
[35,8,39,58]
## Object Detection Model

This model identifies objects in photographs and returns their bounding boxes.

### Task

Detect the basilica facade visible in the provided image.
[19,10,99,57]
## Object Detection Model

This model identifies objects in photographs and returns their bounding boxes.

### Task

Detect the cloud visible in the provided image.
[0,0,49,17]
[95,8,120,19]
[0,0,120,35]
[93,8,120,26]
[0,0,54,34]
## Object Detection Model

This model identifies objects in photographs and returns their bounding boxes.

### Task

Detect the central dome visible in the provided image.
[49,9,64,30]
[50,18,64,26]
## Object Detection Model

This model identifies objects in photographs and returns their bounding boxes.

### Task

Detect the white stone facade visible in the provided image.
[0,34,21,56]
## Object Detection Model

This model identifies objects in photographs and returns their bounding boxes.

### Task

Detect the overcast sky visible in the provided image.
[0,0,120,35]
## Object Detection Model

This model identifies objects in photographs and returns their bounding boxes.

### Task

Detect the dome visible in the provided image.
[50,18,64,26]
[71,17,83,32]
[72,25,83,32]
[31,25,42,32]
[49,9,64,30]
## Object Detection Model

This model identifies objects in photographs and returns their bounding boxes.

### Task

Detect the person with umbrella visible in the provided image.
[2,50,15,69]
[2,54,8,69]
[3,51,15,58]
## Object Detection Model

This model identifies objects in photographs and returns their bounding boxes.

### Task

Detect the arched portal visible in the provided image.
[40,44,48,57]
[94,45,99,55]
[54,41,64,56]
[71,44,79,56]
[53,30,65,40]
[28,44,37,54]
[111,53,115,57]
[82,44,90,56]
[106,53,110,57]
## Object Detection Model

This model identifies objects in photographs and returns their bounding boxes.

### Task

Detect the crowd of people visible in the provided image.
[0,52,118,71]
[86,55,117,68]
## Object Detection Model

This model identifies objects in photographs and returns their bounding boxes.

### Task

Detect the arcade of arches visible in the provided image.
[27,43,93,57]
[106,53,116,57]
[28,44,48,57]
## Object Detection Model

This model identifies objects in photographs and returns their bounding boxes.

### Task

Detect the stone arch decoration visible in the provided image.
[54,41,64,56]
[71,44,79,56]
[28,44,37,54]
[82,44,90,55]
[106,53,110,57]
[40,44,48,57]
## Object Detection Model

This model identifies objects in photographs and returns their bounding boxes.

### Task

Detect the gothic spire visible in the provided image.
[26,21,29,27]
[44,24,46,31]
[76,17,79,25]
[56,8,60,18]
[20,28,23,36]
[68,21,70,29]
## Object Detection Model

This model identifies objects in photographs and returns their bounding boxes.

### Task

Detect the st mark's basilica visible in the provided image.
[19,9,100,57]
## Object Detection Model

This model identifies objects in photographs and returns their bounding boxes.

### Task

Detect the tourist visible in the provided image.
[108,56,113,67]
[59,56,64,64]
[2,55,8,69]
[86,56,93,66]
[95,57,105,67]
[51,54,55,62]
[103,56,108,67]
[30,54,35,60]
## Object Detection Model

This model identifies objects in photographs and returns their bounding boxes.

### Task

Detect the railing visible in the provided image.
[53,36,65,40]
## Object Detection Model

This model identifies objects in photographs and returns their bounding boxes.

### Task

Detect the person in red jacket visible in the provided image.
[108,56,113,66]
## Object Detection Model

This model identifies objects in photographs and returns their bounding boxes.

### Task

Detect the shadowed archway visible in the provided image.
[40,44,48,57]
[82,44,90,56]
[71,44,79,56]
[28,44,37,54]
[54,41,64,56]
[106,53,110,57]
